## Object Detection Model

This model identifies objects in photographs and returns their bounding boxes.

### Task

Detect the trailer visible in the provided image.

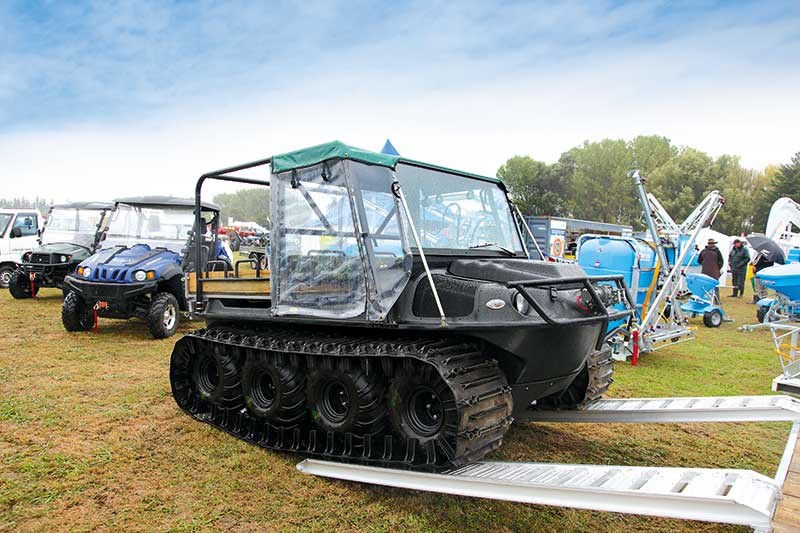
[523,216,632,260]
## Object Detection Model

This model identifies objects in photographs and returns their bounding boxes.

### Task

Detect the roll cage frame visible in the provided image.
[190,155,632,333]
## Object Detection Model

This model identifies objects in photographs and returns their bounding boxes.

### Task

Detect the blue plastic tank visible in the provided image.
[577,235,657,328]
[787,248,800,264]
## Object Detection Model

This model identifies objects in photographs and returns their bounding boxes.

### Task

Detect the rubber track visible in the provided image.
[170,327,514,471]
[581,345,614,406]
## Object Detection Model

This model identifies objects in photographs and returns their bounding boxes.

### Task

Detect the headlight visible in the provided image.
[60,255,68,263]
[82,267,92,278]
[133,270,147,282]
[513,292,531,315]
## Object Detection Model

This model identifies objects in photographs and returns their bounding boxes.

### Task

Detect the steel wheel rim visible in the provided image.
[0,270,10,286]
[163,302,176,330]
[406,386,444,437]
[251,371,277,410]
[196,355,219,395]
[319,381,350,423]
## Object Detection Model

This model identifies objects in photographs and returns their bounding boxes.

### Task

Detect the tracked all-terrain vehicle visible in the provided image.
[9,202,112,299]
[170,141,633,470]
[63,196,224,338]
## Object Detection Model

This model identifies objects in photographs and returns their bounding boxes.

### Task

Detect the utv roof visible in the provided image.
[51,201,114,210]
[271,140,504,186]
[114,196,220,211]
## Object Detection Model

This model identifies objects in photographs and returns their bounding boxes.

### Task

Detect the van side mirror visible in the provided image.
[10,227,22,238]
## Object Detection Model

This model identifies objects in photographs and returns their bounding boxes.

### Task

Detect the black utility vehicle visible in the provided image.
[170,141,633,470]
[9,202,112,299]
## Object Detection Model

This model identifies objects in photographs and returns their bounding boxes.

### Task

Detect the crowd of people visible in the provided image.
[697,237,776,303]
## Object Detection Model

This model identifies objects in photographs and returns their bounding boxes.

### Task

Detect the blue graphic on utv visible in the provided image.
[62,196,222,339]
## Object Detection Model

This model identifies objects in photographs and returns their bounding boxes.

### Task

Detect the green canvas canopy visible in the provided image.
[271,140,504,187]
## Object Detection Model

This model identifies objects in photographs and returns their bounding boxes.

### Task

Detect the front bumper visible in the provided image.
[65,276,157,301]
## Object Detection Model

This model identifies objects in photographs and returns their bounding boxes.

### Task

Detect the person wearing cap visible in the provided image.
[728,238,750,298]
[698,238,724,301]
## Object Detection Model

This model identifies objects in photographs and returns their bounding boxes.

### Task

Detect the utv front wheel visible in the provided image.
[147,292,180,339]
[9,270,37,299]
[62,292,94,331]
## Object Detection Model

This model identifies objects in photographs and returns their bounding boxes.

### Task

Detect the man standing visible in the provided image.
[698,238,724,302]
[753,253,775,302]
[728,238,750,298]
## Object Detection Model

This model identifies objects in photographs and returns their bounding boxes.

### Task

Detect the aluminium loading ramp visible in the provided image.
[298,459,781,530]
[526,394,800,423]
[298,395,800,531]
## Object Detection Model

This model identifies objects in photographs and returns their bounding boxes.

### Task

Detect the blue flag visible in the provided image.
[381,139,399,156]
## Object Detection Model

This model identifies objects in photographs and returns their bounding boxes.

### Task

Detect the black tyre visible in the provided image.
[62,291,94,331]
[8,269,37,299]
[307,357,385,435]
[387,361,452,445]
[191,342,242,408]
[147,292,180,339]
[756,306,768,323]
[61,287,71,299]
[0,265,14,288]
[703,309,723,328]
[242,352,306,426]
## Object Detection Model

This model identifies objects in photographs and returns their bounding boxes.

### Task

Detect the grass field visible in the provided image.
[0,287,792,532]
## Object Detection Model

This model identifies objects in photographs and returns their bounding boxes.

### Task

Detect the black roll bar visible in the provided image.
[193,158,272,305]
[506,274,635,349]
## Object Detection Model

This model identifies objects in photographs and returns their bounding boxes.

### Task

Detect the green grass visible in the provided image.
[0,288,791,532]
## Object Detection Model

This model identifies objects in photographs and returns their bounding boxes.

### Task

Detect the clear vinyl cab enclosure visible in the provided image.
[62,196,223,339]
[8,202,113,299]
[0,208,42,288]
[170,141,634,470]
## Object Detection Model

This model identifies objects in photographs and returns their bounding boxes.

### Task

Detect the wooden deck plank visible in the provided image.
[773,433,800,529]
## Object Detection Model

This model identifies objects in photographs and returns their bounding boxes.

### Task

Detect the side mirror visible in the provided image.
[10,227,22,238]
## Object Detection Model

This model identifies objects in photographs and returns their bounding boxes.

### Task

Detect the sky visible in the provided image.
[1,0,799,202]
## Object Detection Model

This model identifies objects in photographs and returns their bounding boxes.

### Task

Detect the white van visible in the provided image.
[0,209,42,287]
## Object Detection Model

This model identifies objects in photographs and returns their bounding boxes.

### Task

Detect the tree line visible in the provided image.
[497,135,800,236]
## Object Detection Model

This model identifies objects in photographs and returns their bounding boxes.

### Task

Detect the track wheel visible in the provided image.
[62,291,94,331]
[242,352,306,426]
[9,269,36,299]
[703,309,723,328]
[388,361,454,449]
[307,357,385,435]
[190,342,243,409]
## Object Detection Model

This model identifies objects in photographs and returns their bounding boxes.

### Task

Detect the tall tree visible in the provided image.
[768,152,800,202]
[630,135,676,175]
[750,164,781,232]
[213,188,270,228]
[496,156,568,216]
[567,139,638,225]
[646,147,715,223]
[708,155,758,235]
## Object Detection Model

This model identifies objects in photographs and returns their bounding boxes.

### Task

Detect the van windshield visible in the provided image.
[0,214,11,238]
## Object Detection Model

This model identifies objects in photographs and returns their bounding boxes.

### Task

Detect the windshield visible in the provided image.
[42,207,105,248]
[395,163,524,253]
[0,214,11,237]
[103,204,195,253]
